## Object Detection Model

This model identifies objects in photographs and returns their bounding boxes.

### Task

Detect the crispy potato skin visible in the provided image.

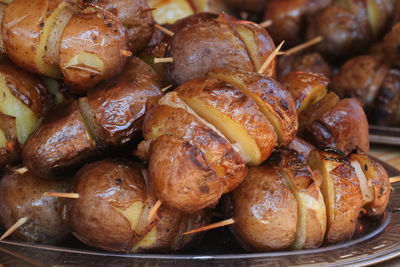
[305,99,370,154]
[370,69,400,126]
[22,100,97,178]
[164,13,254,85]
[330,55,389,107]
[232,163,298,251]
[0,169,71,244]
[148,134,223,213]
[1,0,66,75]
[82,0,154,53]
[143,94,247,193]
[59,7,128,94]
[176,77,277,163]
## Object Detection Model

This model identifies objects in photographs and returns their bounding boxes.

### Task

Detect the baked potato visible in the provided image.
[63,158,210,252]
[308,148,362,244]
[0,167,71,244]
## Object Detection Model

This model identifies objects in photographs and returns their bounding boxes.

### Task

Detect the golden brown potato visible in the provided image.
[208,69,297,146]
[274,149,326,249]
[231,163,298,251]
[369,69,400,126]
[0,167,71,244]
[304,98,370,154]
[164,13,254,85]
[59,6,129,94]
[383,24,400,68]
[148,134,223,213]
[176,77,277,165]
[279,71,328,113]
[264,0,332,47]
[142,92,247,193]
[81,0,154,53]
[2,0,77,78]
[78,57,162,148]
[308,149,362,244]
[330,55,389,107]
[22,100,98,178]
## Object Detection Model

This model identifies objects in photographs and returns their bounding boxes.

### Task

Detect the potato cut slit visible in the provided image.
[235,24,260,71]
[351,160,374,205]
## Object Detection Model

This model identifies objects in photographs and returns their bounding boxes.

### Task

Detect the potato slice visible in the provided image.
[142,92,247,193]
[176,77,277,165]
[308,149,362,244]
[208,69,297,146]
[276,149,326,250]
[279,71,329,113]
[147,0,195,24]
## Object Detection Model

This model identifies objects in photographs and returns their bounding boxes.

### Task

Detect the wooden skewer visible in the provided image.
[183,218,235,235]
[390,176,400,184]
[280,36,323,57]
[259,19,273,28]
[121,50,132,57]
[147,200,162,222]
[43,192,80,199]
[258,40,284,74]
[161,85,173,92]
[154,57,174,64]
[154,24,175,37]
[0,217,29,241]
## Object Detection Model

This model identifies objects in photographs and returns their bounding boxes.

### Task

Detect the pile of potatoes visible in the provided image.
[0,0,394,255]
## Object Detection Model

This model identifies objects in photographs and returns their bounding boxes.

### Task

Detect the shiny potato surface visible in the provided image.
[0,168,71,244]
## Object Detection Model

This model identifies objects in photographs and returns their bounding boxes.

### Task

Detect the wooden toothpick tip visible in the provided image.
[43,192,80,199]
[259,20,273,28]
[183,218,235,235]
[147,200,162,222]
[154,57,174,64]
[0,217,29,241]
[154,24,175,37]
[161,85,173,92]
[390,176,400,184]
[258,40,284,74]
[281,36,323,57]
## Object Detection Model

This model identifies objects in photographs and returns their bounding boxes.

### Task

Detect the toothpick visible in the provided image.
[154,24,175,37]
[390,176,400,184]
[183,218,235,235]
[147,200,162,222]
[121,50,132,57]
[258,40,284,74]
[0,217,29,241]
[154,57,174,64]
[44,192,80,199]
[259,20,273,28]
[161,85,173,92]
[281,36,323,57]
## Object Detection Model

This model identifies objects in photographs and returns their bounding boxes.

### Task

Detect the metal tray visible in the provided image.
[369,125,400,145]
[0,160,400,267]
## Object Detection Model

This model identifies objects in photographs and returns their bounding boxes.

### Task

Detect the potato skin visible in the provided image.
[148,134,223,213]
[142,93,247,193]
[21,100,97,178]
[287,137,315,160]
[164,13,254,85]
[81,0,154,53]
[59,7,129,94]
[304,98,370,154]
[231,163,298,251]
[0,168,71,244]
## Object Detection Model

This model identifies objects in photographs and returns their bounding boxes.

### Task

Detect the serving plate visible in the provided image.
[0,159,400,267]
[369,125,400,145]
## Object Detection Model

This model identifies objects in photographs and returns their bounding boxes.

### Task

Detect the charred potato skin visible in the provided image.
[148,134,223,213]
[142,94,247,193]
[81,0,154,53]
[231,163,298,251]
[164,13,254,85]
[59,7,129,94]
[21,100,97,178]
[0,169,71,244]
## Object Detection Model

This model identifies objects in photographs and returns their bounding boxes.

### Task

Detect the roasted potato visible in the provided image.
[0,167,71,244]
[148,134,223,213]
[142,92,247,193]
[81,0,154,54]
[176,77,277,165]
[279,71,329,113]
[383,24,400,68]
[308,148,362,244]
[230,162,298,251]
[22,100,98,178]
[208,69,298,146]
[64,158,210,252]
